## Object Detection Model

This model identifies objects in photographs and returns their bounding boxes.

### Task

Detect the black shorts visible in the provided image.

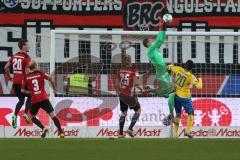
[119,95,140,112]
[12,84,30,101]
[30,99,54,115]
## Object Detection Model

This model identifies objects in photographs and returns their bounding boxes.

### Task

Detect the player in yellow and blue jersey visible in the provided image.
[168,60,202,138]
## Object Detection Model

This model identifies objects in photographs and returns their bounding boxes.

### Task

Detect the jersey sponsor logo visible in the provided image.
[13,55,25,59]
[26,75,41,80]
[13,71,22,74]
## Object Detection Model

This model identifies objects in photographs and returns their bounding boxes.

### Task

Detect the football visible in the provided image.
[163,13,173,23]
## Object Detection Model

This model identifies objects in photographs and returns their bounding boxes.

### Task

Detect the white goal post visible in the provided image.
[48,30,240,138]
[50,30,240,99]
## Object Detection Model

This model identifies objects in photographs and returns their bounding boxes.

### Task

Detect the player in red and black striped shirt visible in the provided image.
[21,60,64,138]
[115,54,145,138]
[4,39,31,128]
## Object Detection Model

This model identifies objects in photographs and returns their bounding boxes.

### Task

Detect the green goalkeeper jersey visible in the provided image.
[147,30,168,79]
[147,30,173,94]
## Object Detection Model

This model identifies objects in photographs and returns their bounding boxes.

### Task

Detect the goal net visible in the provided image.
[35,30,240,138]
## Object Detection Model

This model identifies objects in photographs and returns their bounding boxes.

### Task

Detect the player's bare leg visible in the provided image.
[49,112,64,138]
[127,107,141,138]
[118,111,127,138]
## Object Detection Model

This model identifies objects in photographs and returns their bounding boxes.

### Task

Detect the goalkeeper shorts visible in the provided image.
[152,73,174,96]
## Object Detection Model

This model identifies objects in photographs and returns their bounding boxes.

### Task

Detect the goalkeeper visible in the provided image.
[142,19,174,123]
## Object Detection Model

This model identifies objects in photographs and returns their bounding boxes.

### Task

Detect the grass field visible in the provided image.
[0,138,239,160]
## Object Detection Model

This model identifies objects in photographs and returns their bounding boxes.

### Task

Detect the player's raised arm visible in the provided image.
[152,14,173,49]
[152,26,166,50]
[142,23,166,51]
[142,14,173,52]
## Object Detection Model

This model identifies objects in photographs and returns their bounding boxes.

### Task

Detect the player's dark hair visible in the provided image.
[18,39,28,50]
[185,60,194,71]
[143,38,150,48]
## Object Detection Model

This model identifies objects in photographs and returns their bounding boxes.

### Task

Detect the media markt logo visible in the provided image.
[4,0,19,8]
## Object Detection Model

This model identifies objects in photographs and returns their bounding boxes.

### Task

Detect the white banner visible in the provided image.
[0,97,239,127]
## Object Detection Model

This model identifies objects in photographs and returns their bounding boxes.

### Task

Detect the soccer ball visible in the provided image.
[163,14,173,23]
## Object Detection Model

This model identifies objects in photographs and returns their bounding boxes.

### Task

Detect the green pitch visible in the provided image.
[0,138,239,160]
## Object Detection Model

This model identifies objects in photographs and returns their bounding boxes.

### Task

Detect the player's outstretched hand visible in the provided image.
[159,14,173,30]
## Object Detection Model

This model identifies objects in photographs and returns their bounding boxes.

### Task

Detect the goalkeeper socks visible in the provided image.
[168,92,175,115]
[119,116,126,135]
[173,117,180,137]
[32,117,44,130]
[52,116,63,133]
[186,115,194,134]
[24,96,31,114]
[129,112,140,131]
